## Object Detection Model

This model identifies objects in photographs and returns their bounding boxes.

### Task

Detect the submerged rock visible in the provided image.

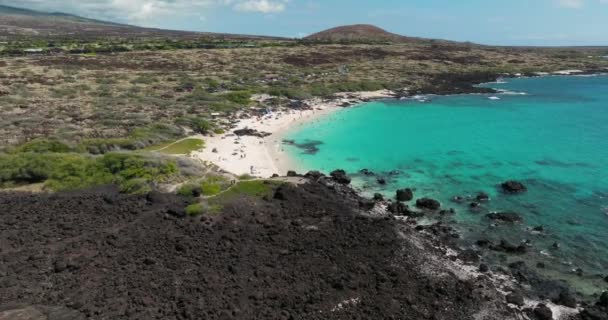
[330,169,351,185]
[373,193,384,202]
[487,211,523,223]
[491,240,527,254]
[396,188,414,202]
[415,198,441,210]
[501,180,528,194]
[476,192,490,202]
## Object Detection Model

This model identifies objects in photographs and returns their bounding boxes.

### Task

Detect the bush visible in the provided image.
[221,90,252,105]
[177,183,202,197]
[14,138,72,153]
[185,203,204,216]
[0,152,179,193]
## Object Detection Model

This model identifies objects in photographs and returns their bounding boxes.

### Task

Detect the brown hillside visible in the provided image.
[305,24,411,43]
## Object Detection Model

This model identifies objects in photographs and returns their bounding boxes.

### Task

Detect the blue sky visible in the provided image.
[4,0,608,45]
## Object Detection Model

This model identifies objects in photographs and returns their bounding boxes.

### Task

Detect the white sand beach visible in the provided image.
[190,90,396,177]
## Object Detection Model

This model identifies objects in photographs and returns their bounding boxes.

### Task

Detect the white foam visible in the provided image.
[488,96,501,100]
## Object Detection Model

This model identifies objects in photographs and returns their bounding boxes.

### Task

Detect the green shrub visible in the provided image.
[221,90,252,105]
[177,183,202,197]
[185,203,204,216]
[14,138,72,153]
[0,152,178,193]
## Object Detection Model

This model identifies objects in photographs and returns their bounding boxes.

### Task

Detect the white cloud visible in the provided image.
[0,0,290,26]
[557,0,584,8]
[556,0,608,8]
[233,0,288,13]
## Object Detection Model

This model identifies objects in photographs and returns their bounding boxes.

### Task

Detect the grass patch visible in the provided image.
[212,180,281,203]
[156,139,205,155]
[185,202,223,216]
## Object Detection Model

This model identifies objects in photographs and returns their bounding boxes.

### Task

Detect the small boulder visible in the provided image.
[451,196,465,204]
[274,187,287,201]
[599,291,608,307]
[373,193,384,201]
[506,292,525,307]
[487,211,523,223]
[304,171,324,180]
[359,199,376,211]
[396,188,414,202]
[360,169,374,176]
[387,201,409,215]
[377,178,387,185]
[476,192,490,202]
[604,275,608,283]
[554,290,577,308]
[479,264,489,273]
[415,198,441,210]
[502,180,528,194]
[533,304,553,320]
[286,170,298,177]
[330,169,351,185]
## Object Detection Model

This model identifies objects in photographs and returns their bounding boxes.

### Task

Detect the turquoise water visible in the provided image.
[284,75,608,294]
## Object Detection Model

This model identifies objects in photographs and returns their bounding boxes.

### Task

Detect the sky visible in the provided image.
[2,0,608,46]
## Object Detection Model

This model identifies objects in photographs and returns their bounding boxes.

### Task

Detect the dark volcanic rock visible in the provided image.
[553,290,577,308]
[286,170,299,177]
[479,264,490,273]
[476,192,490,202]
[491,240,527,254]
[387,201,409,215]
[330,169,351,185]
[359,199,376,211]
[599,292,608,307]
[234,128,271,137]
[533,304,553,320]
[580,308,608,320]
[377,177,387,185]
[501,180,528,194]
[0,183,518,320]
[506,292,525,307]
[396,188,414,202]
[304,170,324,180]
[373,193,384,201]
[487,211,523,223]
[415,198,441,210]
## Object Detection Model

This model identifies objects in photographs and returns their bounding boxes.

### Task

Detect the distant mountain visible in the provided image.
[0,4,280,40]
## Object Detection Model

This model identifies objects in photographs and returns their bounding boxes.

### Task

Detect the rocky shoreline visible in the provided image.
[3,173,606,319]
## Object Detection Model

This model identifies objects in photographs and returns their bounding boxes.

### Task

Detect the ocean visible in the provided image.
[284,75,608,295]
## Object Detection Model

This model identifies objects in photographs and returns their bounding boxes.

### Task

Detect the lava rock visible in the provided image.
[373,193,384,201]
[599,292,608,307]
[451,196,465,204]
[501,180,528,194]
[476,192,490,202]
[286,171,299,177]
[532,226,544,232]
[387,202,409,215]
[491,240,527,254]
[304,171,324,180]
[396,188,414,202]
[330,170,351,185]
[359,169,374,176]
[377,178,387,185]
[234,128,271,138]
[359,199,376,211]
[415,198,441,210]
[486,211,523,223]
[554,290,577,308]
[479,264,489,273]
[274,187,288,201]
[533,304,553,320]
[506,292,525,307]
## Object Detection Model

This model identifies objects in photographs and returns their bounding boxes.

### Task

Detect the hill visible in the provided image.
[305,24,418,43]
[0,4,280,40]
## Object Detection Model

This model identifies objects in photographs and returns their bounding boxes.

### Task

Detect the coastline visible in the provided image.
[191,89,396,177]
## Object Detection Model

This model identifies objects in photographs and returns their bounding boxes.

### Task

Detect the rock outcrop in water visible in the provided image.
[330,169,351,184]
[501,180,528,194]
[487,211,523,223]
[396,188,414,201]
[416,197,441,210]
